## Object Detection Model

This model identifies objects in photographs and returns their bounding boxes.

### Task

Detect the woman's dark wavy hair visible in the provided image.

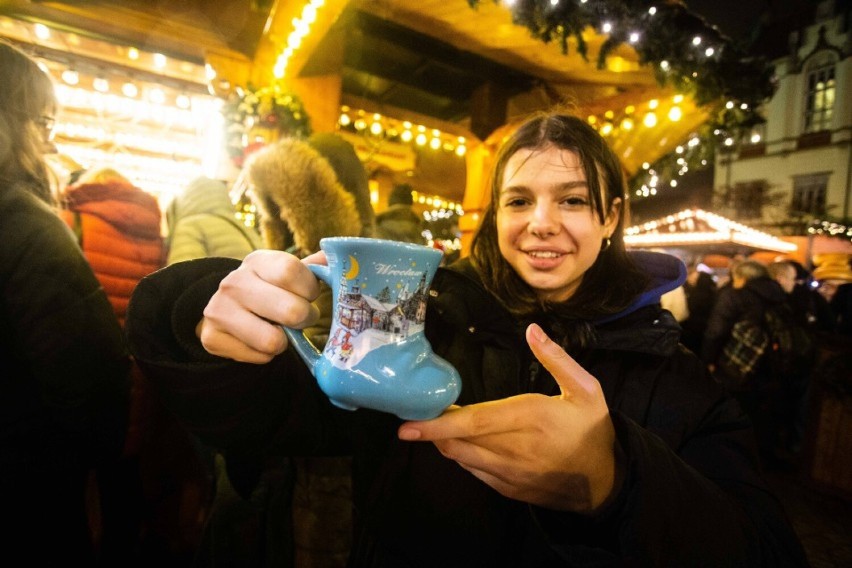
[470,112,649,321]
[0,40,56,204]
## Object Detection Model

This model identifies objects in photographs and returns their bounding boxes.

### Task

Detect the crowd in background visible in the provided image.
[5,37,851,567]
[685,255,851,471]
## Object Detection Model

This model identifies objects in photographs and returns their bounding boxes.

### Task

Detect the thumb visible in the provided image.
[526,323,599,402]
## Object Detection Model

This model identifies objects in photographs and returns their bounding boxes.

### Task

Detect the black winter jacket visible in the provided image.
[126,255,806,567]
[1,182,130,562]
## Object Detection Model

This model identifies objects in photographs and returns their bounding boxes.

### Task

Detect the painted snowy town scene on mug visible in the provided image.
[324,254,430,370]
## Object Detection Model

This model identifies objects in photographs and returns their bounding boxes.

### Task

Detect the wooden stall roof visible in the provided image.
[625,208,799,255]
[0,0,708,180]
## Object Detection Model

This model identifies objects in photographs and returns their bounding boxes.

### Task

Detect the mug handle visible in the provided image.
[282,263,332,372]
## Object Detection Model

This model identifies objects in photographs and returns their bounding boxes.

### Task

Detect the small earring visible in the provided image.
[600,237,611,252]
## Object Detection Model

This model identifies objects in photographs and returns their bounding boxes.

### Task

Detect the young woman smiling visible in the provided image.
[126,112,806,566]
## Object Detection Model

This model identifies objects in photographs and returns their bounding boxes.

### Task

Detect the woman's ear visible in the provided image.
[605,197,622,235]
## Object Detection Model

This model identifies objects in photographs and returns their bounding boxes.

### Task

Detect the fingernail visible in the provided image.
[530,323,547,343]
[398,428,421,441]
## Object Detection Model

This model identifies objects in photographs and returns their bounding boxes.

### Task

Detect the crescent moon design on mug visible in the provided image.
[344,255,360,280]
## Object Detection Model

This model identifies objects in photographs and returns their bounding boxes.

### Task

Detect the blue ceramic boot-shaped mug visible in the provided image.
[283,237,461,420]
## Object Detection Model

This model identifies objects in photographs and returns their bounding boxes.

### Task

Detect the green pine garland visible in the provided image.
[468,0,776,198]
[222,84,312,165]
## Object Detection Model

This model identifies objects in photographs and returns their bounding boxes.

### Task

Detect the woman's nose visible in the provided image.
[527,202,559,237]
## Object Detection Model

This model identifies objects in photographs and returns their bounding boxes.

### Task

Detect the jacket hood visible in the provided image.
[168,177,236,235]
[440,251,686,328]
[595,250,687,324]
[64,179,161,239]
[435,256,682,356]
[308,133,376,237]
[246,138,362,253]
[743,276,786,305]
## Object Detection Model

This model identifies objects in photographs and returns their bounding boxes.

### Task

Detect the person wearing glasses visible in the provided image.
[0,40,130,564]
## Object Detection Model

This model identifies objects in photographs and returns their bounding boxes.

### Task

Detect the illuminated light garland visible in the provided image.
[0,16,208,86]
[273,0,327,80]
[468,1,774,202]
[808,220,852,243]
[413,191,464,217]
[337,107,467,158]
[625,208,797,252]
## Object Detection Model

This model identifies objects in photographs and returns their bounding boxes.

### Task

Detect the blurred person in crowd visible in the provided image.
[831,282,852,335]
[660,284,689,322]
[376,182,427,244]
[767,260,821,462]
[166,176,261,265]
[702,260,796,468]
[60,165,167,565]
[651,249,688,323]
[61,167,165,326]
[125,112,805,566]
[0,40,130,564]
[680,262,718,354]
[779,260,836,333]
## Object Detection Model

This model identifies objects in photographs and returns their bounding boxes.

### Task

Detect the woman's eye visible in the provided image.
[562,196,589,207]
[503,197,528,208]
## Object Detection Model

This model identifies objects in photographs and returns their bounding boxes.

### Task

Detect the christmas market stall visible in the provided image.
[624,207,797,271]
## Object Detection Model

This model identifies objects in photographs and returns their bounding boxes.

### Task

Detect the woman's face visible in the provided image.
[496,145,620,302]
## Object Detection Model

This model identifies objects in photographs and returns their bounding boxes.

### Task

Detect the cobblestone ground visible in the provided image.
[765,468,852,567]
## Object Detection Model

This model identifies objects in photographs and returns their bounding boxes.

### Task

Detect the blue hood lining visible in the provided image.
[595,250,687,325]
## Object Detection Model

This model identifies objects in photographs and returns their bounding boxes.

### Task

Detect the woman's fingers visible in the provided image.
[399,397,535,441]
[199,324,281,364]
[526,323,600,403]
[197,250,324,361]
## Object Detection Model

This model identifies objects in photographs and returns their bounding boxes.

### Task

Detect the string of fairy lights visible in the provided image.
[809,220,852,244]
[337,107,468,158]
[467,0,776,202]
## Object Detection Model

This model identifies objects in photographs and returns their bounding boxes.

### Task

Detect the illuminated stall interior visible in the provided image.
[0,15,224,206]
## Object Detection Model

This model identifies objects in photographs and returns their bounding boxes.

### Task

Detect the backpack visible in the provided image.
[717,303,814,389]
[718,319,769,389]
[763,303,816,380]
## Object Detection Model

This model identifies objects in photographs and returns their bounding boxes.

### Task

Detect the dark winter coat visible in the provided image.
[126,252,805,566]
[375,204,426,245]
[701,276,787,369]
[1,181,130,562]
[681,271,717,353]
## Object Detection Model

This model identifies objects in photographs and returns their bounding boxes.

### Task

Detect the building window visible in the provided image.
[792,173,828,215]
[804,53,836,133]
[731,181,766,218]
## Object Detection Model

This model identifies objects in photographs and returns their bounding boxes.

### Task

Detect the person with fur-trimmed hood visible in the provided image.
[248,137,363,260]
[308,132,377,239]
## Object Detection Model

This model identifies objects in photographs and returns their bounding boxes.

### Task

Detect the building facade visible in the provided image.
[713,0,850,234]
